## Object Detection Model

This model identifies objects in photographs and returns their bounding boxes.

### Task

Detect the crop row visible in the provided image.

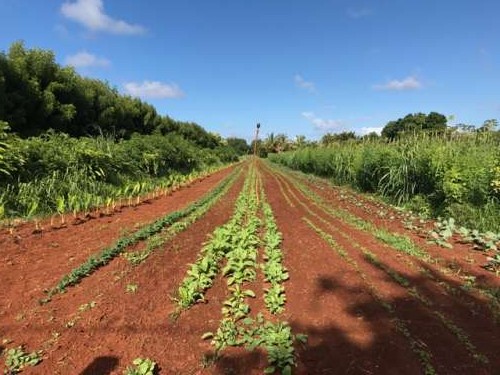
[122,167,242,266]
[270,162,500,316]
[175,166,253,308]
[260,185,289,314]
[270,165,494,372]
[177,162,304,374]
[280,164,500,274]
[41,165,242,303]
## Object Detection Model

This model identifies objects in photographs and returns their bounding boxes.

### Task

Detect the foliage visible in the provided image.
[0,130,231,221]
[204,314,306,375]
[429,218,456,248]
[126,284,138,293]
[3,346,42,374]
[381,112,447,139]
[0,42,245,222]
[176,167,256,308]
[321,131,357,145]
[269,132,500,232]
[226,137,250,155]
[123,358,156,375]
[0,41,222,144]
[41,167,240,302]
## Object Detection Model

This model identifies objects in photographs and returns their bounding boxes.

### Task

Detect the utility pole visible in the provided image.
[253,123,260,157]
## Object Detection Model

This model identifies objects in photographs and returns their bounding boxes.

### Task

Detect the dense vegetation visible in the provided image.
[0,42,249,221]
[268,131,500,233]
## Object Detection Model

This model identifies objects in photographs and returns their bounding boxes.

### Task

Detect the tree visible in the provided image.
[226,137,250,155]
[381,112,447,139]
[477,119,498,132]
[321,131,357,146]
[362,131,380,141]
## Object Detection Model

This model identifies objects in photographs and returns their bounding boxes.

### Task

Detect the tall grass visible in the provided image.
[269,132,500,232]
[0,132,231,221]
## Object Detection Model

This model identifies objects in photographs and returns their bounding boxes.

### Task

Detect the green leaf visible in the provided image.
[264,366,276,374]
[244,289,256,298]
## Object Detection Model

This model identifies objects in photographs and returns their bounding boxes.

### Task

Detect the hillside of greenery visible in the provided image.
[0,42,249,220]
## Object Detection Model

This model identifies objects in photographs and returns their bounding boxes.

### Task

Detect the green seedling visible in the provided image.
[3,346,42,374]
[123,357,157,375]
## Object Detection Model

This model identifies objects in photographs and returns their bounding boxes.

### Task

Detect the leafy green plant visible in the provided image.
[126,284,138,293]
[3,346,42,374]
[268,133,500,233]
[458,227,500,252]
[221,285,255,320]
[123,358,156,375]
[78,301,97,312]
[41,167,240,303]
[429,217,455,248]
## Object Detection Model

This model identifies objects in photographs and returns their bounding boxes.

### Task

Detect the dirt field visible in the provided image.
[1,160,498,375]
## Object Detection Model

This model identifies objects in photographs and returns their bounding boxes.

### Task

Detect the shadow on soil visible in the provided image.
[79,356,119,375]
[207,259,499,375]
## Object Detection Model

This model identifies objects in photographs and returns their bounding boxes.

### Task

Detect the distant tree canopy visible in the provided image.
[321,131,357,145]
[0,41,239,152]
[226,137,250,155]
[381,112,447,139]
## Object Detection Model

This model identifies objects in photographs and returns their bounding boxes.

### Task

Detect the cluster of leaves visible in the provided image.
[176,169,252,308]
[458,227,500,273]
[221,285,255,321]
[484,254,500,274]
[216,174,261,323]
[261,200,289,314]
[211,167,306,374]
[3,346,42,374]
[428,217,500,273]
[0,130,231,223]
[123,168,241,266]
[268,132,500,233]
[222,217,260,286]
[458,227,500,252]
[428,217,456,248]
[42,167,240,302]
[123,358,156,375]
[204,314,306,375]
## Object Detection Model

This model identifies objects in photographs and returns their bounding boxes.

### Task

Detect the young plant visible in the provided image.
[3,346,42,374]
[123,358,156,375]
[126,284,139,293]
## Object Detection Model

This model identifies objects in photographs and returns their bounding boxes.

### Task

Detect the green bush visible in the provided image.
[269,133,500,232]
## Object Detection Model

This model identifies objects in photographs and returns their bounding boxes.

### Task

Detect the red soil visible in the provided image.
[1,160,498,374]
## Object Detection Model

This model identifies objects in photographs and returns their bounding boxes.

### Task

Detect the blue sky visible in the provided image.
[1,0,499,141]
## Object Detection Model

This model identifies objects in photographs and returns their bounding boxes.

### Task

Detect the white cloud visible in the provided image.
[373,76,422,91]
[61,0,145,35]
[65,51,110,68]
[294,74,316,93]
[347,7,372,19]
[302,112,343,131]
[124,81,184,99]
[359,126,383,135]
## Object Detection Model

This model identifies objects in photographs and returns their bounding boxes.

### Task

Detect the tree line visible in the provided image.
[253,113,498,156]
[0,41,249,154]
